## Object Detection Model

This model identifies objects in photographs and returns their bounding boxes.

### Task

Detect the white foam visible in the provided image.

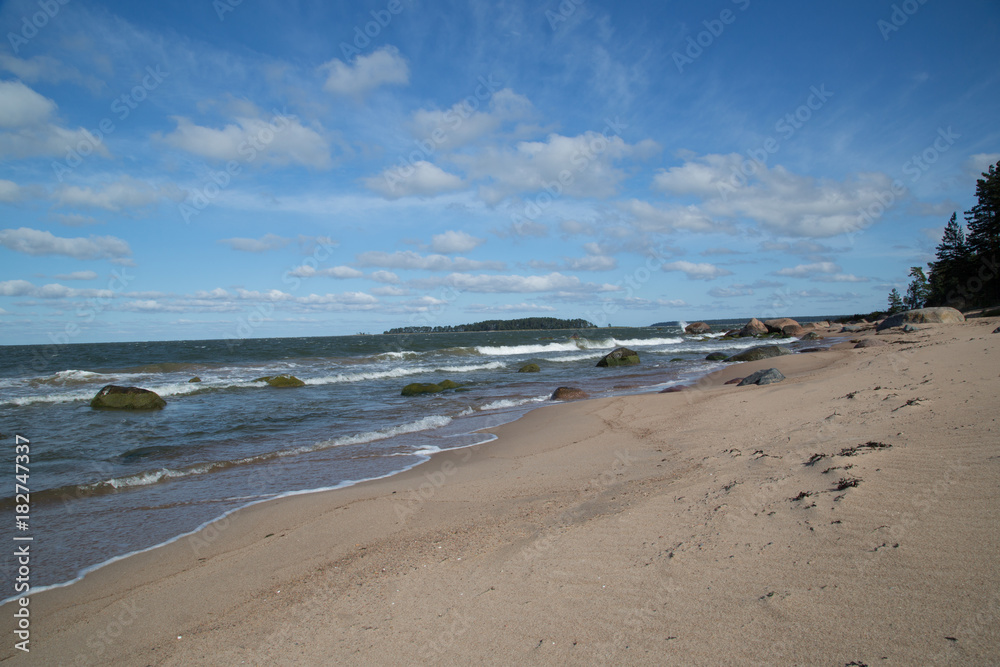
[478,395,549,411]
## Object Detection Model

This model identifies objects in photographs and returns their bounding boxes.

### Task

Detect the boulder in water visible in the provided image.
[551,386,589,401]
[91,385,166,410]
[596,347,640,367]
[254,375,305,388]
[705,352,728,361]
[518,363,541,373]
[685,322,711,334]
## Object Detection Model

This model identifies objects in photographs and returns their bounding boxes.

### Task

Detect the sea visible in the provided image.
[0,318,837,598]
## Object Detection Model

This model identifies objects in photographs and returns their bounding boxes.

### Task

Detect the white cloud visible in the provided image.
[371,270,399,283]
[430,230,484,253]
[656,299,690,307]
[0,227,131,260]
[965,153,1000,178]
[559,219,596,236]
[661,261,732,281]
[0,80,54,128]
[467,302,556,313]
[288,265,364,279]
[653,153,902,238]
[708,286,754,298]
[160,111,331,168]
[418,272,614,294]
[53,177,180,212]
[622,200,727,234]
[410,88,533,149]
[0,179,23,203]
[0,280,113,299]
[0,81,113,160]
[0,54,104,94]
[356,250,504,272]
[219,234,291,252]
[365,161,464,199]
[320,46,409,99]
[371,285,408,296]
[817,273,869,283]
[55,213,100,226]
[774,262,840,278]
[54,271,99,281]
[456,132,657,202]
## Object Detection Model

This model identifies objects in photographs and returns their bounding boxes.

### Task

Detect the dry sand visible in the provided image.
[4,319,999,665]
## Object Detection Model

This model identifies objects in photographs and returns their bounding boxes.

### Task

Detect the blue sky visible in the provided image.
[0,0,997,344]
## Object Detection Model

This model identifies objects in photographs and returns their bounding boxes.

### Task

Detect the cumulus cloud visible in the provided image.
[455,132,658,202]
[356,250,504,271]
[365,161,464,199]
[218,234,291,252]
[419,272,613,293]
[320,46,409,99]
[708,286,755,298]
[0,179,23,203]
[653,153,903,238]
[0,80,55,128]
[622,200,728,234]
[773,262,840,278]
[429,230,484,253]
[0,227,131,260]
[288,265,364,279]
[661,260,732,281]
[0,81,112,160]
[0,279,113,299]
[159,110,331,168]
[54,271,99,281]
[410,88,534,149]
[53,177,181,212]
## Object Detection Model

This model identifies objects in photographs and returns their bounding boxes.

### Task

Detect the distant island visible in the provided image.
[383,317,596,334]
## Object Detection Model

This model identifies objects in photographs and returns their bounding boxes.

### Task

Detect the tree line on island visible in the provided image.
[383,317,597,334]
[886,159,999,316]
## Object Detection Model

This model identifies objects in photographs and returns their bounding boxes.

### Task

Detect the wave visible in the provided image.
[3,414,457,504]
[477,395,549,411]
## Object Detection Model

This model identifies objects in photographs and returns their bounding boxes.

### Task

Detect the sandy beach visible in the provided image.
[4,318,999,665]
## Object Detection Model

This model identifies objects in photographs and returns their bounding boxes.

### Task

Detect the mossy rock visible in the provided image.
[670,357,684,362]
[254,375,305,388]
[705,352,728,361]
[518,363,541,373]
[438,380,461,390]
[401,383,443,396]
[188,377,201,383]
[596,347,640,367]
[91,385,166,410]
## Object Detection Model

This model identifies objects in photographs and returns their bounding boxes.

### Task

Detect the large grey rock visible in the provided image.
[764,318,799,333]
[725,345,792,363]
[91,385,166,410]
[596,347,640,367]
[876,307,966,331]
[737,368,785,386]
[840,324,864,333]
[739,318,768,337]
[782,324,807,337]
[685,322,712,334]
[802,331,821,340]
[705,352,728,361]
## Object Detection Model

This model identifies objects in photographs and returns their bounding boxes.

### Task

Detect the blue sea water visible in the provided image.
[0,320,834,592]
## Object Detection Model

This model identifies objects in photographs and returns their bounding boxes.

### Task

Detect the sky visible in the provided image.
[0,0,998,345]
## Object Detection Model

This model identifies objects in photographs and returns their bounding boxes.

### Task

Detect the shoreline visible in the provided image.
[7,331,826,597]
[5,320,998,664]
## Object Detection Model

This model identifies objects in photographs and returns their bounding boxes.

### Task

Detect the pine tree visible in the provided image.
[887,288,904,314]
[964,159,1000,306]
[905,266,929,310]
[927,213,971,307]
